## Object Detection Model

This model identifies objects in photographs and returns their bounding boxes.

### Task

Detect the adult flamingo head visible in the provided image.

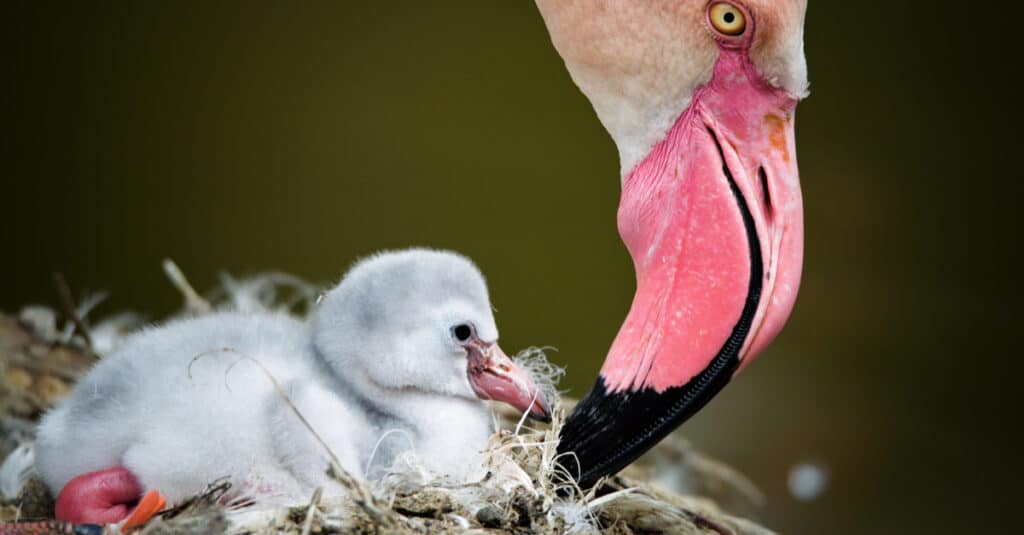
[535,0,809,487]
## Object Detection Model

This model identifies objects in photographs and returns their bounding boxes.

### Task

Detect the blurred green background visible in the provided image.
[1,2,1017,533]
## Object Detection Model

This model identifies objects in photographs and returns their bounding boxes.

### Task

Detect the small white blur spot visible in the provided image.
[788,462,828,501]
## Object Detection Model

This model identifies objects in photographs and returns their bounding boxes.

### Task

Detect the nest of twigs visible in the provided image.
[0,266,774,534]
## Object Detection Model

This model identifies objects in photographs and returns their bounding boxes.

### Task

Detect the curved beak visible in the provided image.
[558,49,804,487]
[468,342,552,422]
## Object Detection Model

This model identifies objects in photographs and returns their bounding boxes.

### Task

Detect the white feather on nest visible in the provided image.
[0,444,33,502]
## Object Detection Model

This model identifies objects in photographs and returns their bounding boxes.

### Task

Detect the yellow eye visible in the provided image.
[709,3,747,36]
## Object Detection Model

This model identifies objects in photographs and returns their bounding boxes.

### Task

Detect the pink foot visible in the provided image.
[54,466,165,527]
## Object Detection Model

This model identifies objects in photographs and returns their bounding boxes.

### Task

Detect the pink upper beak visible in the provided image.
[603,48,804,392]
[467,342,551,422]
[558,46,804,487]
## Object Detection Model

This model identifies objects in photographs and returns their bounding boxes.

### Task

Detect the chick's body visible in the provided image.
[33,250,537,508]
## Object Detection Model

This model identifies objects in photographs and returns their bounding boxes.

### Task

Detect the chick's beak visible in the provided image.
[467,342,551,422]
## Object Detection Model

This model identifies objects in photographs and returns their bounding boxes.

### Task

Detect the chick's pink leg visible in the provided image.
[54,466,164,526]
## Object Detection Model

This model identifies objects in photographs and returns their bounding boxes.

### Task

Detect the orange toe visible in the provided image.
[120,489,166,530]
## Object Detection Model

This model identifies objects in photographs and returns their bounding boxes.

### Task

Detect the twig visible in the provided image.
[162,259,212,314]
[158,480,232,519]
[52,273,92,349]
[300,486,323,535]
[584,487,639,511]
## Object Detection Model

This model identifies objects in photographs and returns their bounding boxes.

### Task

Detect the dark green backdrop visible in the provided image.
[1,2,1017,533]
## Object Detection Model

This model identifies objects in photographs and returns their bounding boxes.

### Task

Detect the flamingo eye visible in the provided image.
[708,3,746,36]
[451,323,474,343]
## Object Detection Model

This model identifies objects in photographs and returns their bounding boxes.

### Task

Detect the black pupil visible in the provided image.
[723,12,735,23]
[454,324,472,342]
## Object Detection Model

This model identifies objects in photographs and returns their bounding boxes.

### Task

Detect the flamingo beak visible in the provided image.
[467,342,552,422]
[558,49,804,487]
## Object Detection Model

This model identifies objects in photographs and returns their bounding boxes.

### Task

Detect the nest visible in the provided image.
[0,266,775,534]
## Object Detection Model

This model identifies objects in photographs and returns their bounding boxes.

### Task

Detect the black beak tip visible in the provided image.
[556,362,738,488]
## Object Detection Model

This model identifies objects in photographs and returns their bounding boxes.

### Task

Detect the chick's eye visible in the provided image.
[452,323,473,343]
[708,2,746,36]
